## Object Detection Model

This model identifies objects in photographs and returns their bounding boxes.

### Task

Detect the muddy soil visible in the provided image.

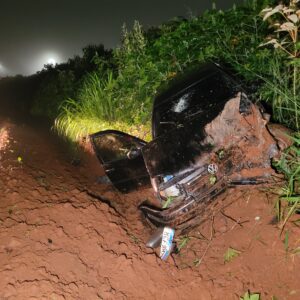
[0,113,300,300]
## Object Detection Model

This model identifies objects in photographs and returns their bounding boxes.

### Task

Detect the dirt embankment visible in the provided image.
[0,115,300,300]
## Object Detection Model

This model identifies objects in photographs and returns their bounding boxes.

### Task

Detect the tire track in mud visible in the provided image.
[0,118,212,300]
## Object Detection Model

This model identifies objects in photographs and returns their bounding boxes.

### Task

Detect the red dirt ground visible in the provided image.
[1,114,300,300]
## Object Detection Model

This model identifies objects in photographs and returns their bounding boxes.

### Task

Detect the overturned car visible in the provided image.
[90,63,283,235]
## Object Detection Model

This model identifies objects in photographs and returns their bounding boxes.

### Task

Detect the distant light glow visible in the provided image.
[0,63,7,76]
[47,58,56,65]
[26,52,62,74]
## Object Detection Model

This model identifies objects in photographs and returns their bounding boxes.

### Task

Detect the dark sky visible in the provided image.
[0,0,242,76]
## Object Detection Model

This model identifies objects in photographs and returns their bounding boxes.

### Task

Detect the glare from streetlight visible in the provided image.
[47,58,56,65]
[0,63,6,76]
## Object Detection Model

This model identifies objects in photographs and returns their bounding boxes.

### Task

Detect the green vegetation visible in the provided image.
[162,196,176,208]
[240,291,260,300]
[177,235,190,252]
[224,247,241,263]
[273,133,300,226]
[260,0,300,130]
[259,0,300,228]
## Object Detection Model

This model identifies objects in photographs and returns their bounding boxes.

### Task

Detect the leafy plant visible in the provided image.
[273,134,300,227]
[224,247,241,263]
[209,175,217,185]
[193,258,201,267]
[240,291,260,300]
[177,236,190,252]
[162,196,175,208]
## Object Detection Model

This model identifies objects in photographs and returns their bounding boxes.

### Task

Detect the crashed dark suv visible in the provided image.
[90,63,280,232]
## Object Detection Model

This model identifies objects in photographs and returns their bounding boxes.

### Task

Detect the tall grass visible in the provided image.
[257,0,300,224]
[259,0,300,130]
[259,55,300,129]
[55,70,152,141]
[273,134,300,228]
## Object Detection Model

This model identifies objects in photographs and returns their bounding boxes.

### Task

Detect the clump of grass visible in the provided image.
[162,196,175,208]
[54,70,152,141]
[258,52,300,130]
[240,291,260,300]
[273,134,300,227]
[260,0,300,130]
[258,0,300,226]
[55,113,150,142]
[224,247,241,263]
[55,71,117,138]
[176,236,190,252]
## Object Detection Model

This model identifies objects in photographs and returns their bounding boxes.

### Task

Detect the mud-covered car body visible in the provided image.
[90,63,279,231]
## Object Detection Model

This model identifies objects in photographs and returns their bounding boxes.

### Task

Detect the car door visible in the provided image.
[90,130,150,192]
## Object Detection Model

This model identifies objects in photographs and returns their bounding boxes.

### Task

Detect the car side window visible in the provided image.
[92,132,143,163]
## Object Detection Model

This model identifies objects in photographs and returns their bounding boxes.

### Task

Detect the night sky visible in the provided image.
[0,0,242,76]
